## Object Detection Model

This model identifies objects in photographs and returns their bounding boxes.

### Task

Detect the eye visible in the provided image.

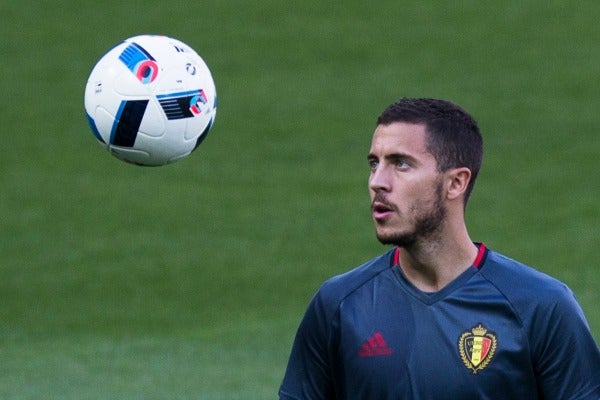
[387,154,412,170]
[368,158,379,171]
[395,159,410,169]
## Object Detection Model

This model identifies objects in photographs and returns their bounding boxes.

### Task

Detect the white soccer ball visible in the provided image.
[84,35,217,166]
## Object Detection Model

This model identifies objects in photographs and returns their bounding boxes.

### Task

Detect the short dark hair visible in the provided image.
[377,98,483,205]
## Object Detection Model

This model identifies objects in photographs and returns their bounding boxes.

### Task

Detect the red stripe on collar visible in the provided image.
[473,243,487,269]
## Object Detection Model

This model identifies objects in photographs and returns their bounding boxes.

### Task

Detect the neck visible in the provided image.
[396,226,478,293]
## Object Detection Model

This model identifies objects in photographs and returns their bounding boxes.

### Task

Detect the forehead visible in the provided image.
[369,122,431,157]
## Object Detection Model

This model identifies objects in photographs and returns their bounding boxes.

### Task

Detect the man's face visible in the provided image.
[368,122,446,247]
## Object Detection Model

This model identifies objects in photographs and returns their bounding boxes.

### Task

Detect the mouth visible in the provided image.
[371,201,395,220]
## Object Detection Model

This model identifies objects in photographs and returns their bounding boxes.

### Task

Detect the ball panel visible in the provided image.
[92,106,120,145]
[85,113,105,144]
[111,100,148,147]
[108,146,152,166]
[139,99,166,137]
[193,118,214,150]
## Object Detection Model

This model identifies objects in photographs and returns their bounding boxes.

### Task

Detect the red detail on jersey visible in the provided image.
[358,332,393,357]
[473,243,487,269]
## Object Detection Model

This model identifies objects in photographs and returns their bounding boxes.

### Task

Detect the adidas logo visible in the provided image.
[358,332,393,357]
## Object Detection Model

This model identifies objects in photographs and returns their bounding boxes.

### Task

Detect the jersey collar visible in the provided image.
[392,242,488,269]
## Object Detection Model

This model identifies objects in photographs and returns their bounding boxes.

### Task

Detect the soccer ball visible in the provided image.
[84,35,217,166]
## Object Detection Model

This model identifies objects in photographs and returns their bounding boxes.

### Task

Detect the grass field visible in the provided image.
[1,1,598,398]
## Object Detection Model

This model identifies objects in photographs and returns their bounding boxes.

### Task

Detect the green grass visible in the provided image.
[1,0,599,398]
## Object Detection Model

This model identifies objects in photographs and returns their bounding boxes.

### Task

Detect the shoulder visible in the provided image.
[316,248,395,304]
[319,250,394,298]
[479,250,572,300]
[291,248,395,351]
[479,250,600,397]
[478,249,584,329]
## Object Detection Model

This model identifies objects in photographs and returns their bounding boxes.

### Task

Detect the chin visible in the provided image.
[375,230,414,247]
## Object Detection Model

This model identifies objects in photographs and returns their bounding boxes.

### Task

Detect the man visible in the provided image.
[279,98,600,399]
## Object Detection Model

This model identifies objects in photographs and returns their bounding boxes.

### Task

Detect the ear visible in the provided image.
[445,167,471,201]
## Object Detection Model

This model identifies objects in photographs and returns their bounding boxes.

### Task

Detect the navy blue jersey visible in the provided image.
[279,245,600,399]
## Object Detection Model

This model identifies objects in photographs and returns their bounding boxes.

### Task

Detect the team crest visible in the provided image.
[458,323,497,374]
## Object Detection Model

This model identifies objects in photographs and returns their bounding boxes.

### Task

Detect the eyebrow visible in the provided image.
[367,152,418,165]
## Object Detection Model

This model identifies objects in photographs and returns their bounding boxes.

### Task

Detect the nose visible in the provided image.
[369,164,391,193]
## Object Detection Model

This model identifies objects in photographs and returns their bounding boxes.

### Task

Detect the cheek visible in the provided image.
[398,179,439,208]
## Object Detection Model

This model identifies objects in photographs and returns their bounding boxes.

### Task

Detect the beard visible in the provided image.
[374,181,446,247]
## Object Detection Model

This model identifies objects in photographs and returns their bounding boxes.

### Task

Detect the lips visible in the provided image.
[371,200,395,220]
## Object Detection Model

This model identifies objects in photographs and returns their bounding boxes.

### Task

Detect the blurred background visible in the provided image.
[1,1,598,398]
